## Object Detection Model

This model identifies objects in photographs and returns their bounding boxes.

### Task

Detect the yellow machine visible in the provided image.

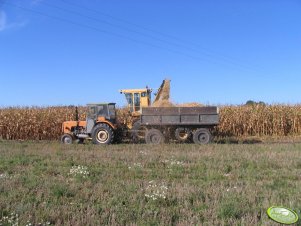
[119,88,152,116]
[119,79,171,139]
[120,79,171,116]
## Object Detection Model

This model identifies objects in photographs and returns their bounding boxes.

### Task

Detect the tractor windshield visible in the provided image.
[125,93,134,112]
[108,104,116,117]
[87,106,97,118]
[134,93,141,112]
[125,93,132,105]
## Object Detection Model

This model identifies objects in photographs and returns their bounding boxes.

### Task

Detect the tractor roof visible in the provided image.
[87,103,116,106]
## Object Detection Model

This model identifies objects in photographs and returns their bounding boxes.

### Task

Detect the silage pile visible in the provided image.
[176,102,203,107]
[152,100,175,107]
[152,79,173,107]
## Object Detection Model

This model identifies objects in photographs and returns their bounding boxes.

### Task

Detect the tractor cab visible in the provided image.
[119,88,152,116]
[86,103,116,123]
[120,79,170,117]
[85,103,116,136]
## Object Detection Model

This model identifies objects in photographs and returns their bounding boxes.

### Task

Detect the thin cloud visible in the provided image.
[0,10,28,32]
[31,0,44,6]
[0,10,7,31]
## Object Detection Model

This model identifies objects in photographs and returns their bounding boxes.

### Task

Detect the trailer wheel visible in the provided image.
[193,128,212,144]
[92,123,114,145]
[61,134,74,144]
[175,128,191,142]
[145,129,165,144]
[132,121,148,142]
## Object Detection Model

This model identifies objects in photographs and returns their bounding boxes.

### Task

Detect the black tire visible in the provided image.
[174,127,191,142]
[145,129,165,144]
[193,128,212,144]
[76,138,85,144]
[132,121,148,142]
[92,123,114,145]
[61,134,74,144]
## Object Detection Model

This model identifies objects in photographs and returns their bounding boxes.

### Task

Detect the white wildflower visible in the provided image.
[68,165,90,178]
[162,158,185,168]
[0,173,9,179]
[25,220,51,226]
[144,181,168,201]
[0,212,19,226]
[139,150,148,155]
[226,186,238,192]
[128,163,143,170]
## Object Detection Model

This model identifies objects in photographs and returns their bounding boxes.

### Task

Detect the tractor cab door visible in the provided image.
[125,92,141,112]
[108,104,116,123]
[134,93,141,112]
[86,106,97,134]
[125,93,134,112]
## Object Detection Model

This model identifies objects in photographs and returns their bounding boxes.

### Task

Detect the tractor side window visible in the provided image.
[88,107,96,117]
[108,105,115,117]
[125,93,133,105]
[125,93,133,112]
[141,92,146,97]
[97,106,104,115]
[134,93,140,111]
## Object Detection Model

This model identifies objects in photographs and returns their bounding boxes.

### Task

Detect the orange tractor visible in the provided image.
[61,103,117,144]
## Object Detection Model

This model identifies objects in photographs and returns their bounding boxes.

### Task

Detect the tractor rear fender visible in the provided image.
[96,117,117,130]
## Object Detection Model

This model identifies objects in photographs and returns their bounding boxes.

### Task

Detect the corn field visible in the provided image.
[218,105,301,137]
[0,105,301,140]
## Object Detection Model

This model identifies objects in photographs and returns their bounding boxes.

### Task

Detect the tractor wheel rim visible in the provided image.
[97,130,109,143]
[64,137,72,144]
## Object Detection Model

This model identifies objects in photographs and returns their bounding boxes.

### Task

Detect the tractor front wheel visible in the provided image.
[61,134,74,144]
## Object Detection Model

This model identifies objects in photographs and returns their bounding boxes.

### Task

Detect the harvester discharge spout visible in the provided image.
[152,79,173,107]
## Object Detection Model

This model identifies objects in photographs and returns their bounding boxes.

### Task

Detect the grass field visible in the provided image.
[0,141,301,225]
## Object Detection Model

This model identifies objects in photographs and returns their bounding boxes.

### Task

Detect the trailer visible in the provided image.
[134,106,219,144]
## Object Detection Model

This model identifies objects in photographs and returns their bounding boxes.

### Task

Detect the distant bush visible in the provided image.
[245,100,266,106]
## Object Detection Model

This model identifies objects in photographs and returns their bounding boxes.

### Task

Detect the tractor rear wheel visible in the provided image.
[61,134,74,144]
[193,128,212,144]
[92,123,114,145]
[145,129,165,144]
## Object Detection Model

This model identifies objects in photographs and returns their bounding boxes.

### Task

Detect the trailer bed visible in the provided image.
[140,107,219,126]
